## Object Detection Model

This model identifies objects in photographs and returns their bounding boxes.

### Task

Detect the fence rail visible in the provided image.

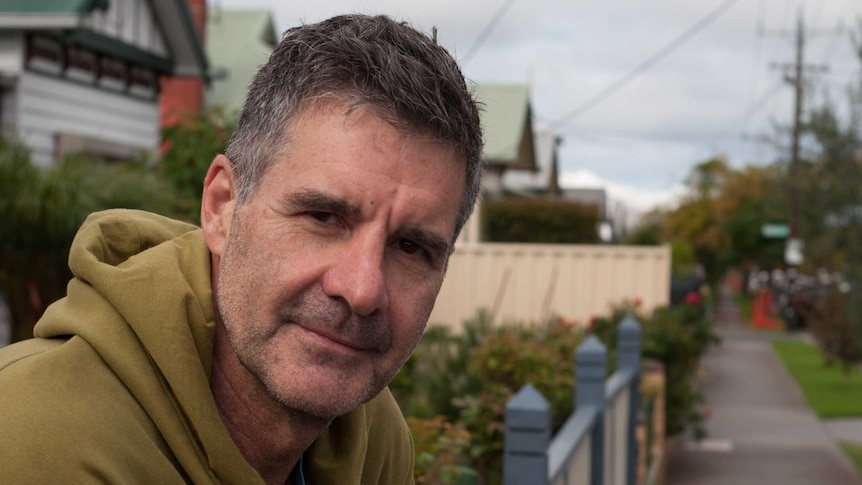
[503,316,642,485]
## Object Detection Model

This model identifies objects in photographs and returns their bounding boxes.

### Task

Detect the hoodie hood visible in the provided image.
[35,209,260,483]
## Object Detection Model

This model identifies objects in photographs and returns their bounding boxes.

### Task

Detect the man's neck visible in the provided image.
[210,323,327,485]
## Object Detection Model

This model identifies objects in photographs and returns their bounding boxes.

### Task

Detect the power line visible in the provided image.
[549,0,740,129]
[816,0,851,65]
[561,124,739,142]
[461,0,517,63]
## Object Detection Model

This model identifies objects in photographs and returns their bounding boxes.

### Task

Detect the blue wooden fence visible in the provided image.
[503,316,642,485]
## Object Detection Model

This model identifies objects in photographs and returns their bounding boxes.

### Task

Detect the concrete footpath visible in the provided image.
[665,286,862,485]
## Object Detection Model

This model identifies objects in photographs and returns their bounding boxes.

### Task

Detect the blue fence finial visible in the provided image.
[504,384,550,485]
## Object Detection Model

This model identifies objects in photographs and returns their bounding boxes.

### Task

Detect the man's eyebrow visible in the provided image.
[286,189,361,216]
[287,188,452,259]
[398,226,452,261]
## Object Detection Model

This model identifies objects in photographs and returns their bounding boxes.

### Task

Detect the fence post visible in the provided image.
[576,335,607,485]
[504,384,550,485]
[619,315,642,485]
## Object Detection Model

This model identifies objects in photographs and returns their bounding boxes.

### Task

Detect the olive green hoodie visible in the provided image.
[0,209,414,484]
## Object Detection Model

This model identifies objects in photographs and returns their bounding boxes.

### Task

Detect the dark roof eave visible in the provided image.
[63,29,173,72]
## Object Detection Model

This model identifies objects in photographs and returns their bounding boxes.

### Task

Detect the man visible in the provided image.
[0,14,482,484]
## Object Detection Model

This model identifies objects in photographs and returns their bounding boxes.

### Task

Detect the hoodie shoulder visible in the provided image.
[0,336,190,483]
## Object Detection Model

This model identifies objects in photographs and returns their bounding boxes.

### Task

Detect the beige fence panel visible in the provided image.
[554,434,591,485]
[430,242,671,330]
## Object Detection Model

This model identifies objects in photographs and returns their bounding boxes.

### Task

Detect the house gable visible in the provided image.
[476,83,537,171]
[205,9,276,112]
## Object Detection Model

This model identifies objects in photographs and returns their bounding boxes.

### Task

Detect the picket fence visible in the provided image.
[503,316,642,485]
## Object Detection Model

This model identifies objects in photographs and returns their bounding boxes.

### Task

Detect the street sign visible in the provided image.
[761,223,790,239]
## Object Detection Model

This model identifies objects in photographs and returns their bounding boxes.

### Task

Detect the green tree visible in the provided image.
[639,158,784,282]
[794,100,862,374]
[0,141,182,342]
[159,108,235,223]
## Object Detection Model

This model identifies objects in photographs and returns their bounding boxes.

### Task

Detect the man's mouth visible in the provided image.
[298,324,376,354]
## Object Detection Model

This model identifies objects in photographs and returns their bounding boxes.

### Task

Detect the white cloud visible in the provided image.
[211,0,861,205]
[559,169,684,226]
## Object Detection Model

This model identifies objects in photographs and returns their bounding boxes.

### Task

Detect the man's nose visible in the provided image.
[322,235,389,317]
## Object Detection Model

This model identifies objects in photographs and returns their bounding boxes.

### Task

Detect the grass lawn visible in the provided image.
[839,441,862,473]
[772,339,862,418]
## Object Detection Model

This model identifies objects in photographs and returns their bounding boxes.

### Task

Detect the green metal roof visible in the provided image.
[0,0,208,78]
[0,0,107,14]
[475,83,536,168]
[205,9,276,112]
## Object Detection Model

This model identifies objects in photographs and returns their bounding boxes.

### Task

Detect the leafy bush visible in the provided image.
[481,198,600,243]
[408,416,476,485]
[592,298,717,437]
[391,312,493,421]
[395,297,717,483]
[0,140,183,341]
[459,322,585,481]
[642,304,716,437]
[159,108,234,223]
[394,314,585,483]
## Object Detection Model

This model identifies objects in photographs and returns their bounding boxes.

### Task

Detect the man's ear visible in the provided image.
[201,154,237,258]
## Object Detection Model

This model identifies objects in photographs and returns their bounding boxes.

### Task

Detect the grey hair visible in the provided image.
[224,14,484,238]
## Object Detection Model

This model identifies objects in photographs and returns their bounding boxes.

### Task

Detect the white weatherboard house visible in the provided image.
[0,0,207,166]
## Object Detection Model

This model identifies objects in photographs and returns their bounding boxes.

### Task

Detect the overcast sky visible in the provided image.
[210,0,862,220]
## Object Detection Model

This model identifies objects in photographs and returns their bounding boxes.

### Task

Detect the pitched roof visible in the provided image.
[205,9,276,111]
[0,0,106,29]
[475,83,536,170]
[504,129,560,193]
[0,0,107,15]
[0,0,207,77]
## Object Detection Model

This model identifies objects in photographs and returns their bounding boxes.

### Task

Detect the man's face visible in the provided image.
[209,102,464,419]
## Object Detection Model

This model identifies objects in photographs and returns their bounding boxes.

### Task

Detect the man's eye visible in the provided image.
[308,211,334,223]
[398,239,421,255]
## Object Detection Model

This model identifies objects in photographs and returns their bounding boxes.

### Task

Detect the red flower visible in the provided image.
[684,291,703,306]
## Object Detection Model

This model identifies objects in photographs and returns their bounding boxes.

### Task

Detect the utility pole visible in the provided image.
[788,14,804,241]
[768,11,831,264]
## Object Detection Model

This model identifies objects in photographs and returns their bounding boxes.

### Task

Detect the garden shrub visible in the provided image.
[159,108,235,224]
[407,416,476,485]
[592,298,717,437]
[0,141,183,341]
[391,312,493,421]
[481,198,600,243]
[395,297,717,483]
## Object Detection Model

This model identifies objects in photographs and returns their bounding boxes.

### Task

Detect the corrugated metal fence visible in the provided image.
[430,243,671,331]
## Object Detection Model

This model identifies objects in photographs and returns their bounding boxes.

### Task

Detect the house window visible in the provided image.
[26,35,64,75]
[66,47,97,73]
[27,35,63,63]
[128,64,157,99]
[65,46,98,83]
[97,56,127,92]
[99,56,127,82]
